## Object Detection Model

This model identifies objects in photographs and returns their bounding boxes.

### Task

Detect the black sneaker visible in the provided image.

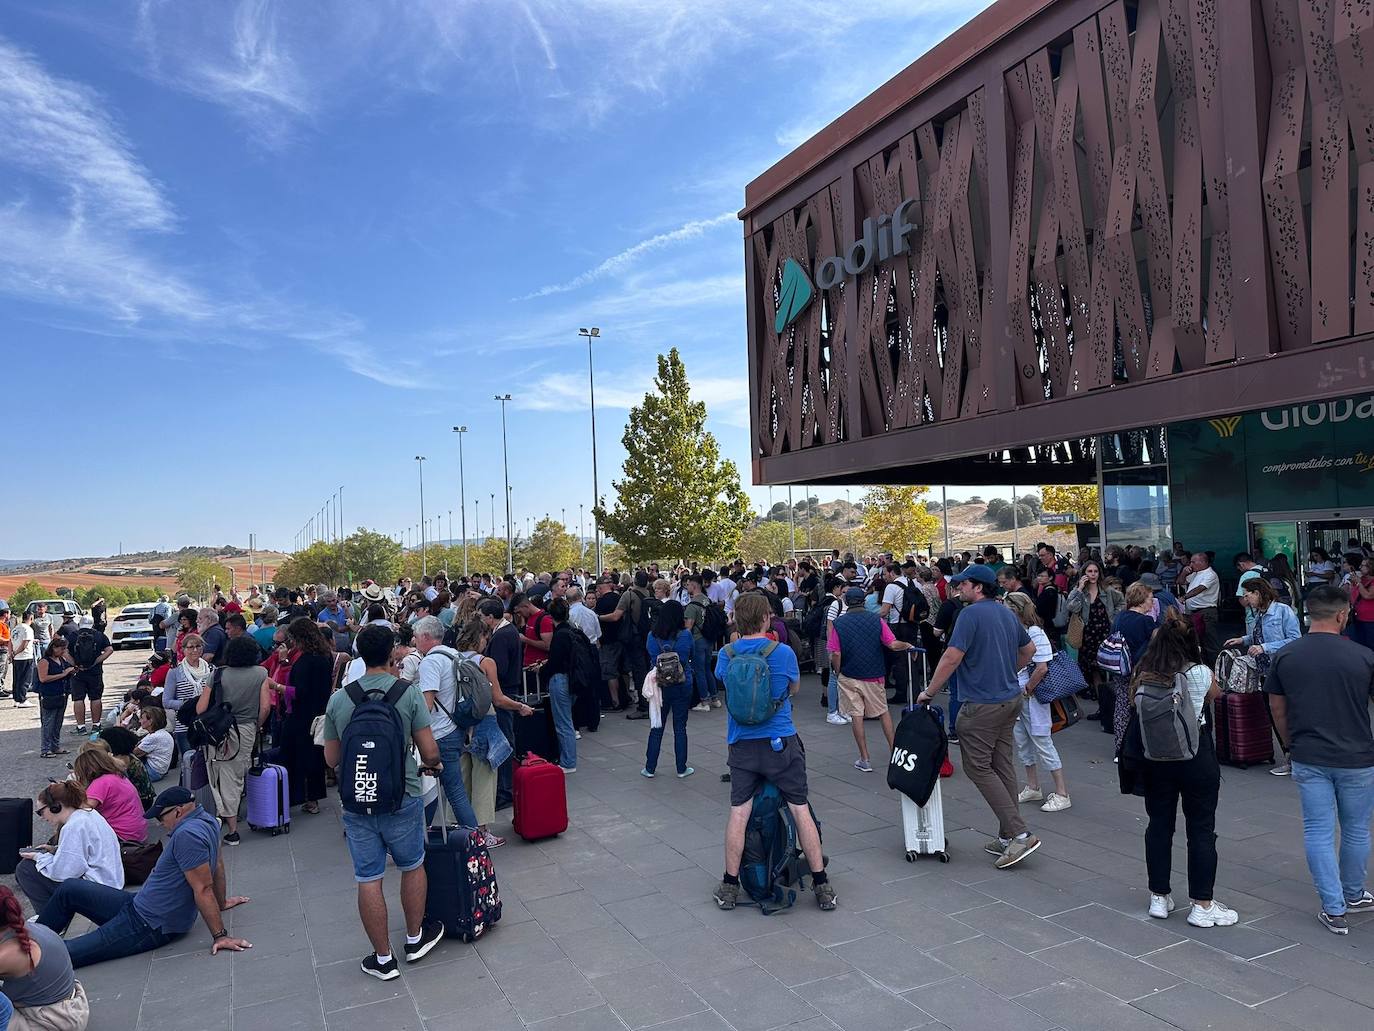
[714,881,740,910]
[404,919,444,963]
[1346,891,1374,912]
[361,953,400,980]
[223,832,241,846]
[626,710,649,720]
[1319,911,1350,935]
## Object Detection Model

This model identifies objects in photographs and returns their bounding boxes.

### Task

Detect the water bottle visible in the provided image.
[769,736,783,752]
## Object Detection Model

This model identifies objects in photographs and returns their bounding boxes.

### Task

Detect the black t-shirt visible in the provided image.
[487,621,523,691]
[1266,633,1374,767]
[594,591,620,645]
[70,629,111,682]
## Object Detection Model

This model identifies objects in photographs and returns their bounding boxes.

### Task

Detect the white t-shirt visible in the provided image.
[1017,625,1056,736]
[1181,663,1212,723]
[418,646,460,741]
[780,596,794,614]
[1185,567,1220,609]
[568,602,601,645]
[139,729,175,778]
[10,622,33,660]
[881,580,906,624]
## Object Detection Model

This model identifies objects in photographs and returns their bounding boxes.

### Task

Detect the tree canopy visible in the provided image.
[859,486,941,554]
[594,348,753,562]
[1040,485,1100,534]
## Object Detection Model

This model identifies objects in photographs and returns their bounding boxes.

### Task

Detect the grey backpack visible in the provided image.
[1134,671,1199,762]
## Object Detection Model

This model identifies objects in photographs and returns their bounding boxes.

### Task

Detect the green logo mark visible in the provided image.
[775,257,814,333]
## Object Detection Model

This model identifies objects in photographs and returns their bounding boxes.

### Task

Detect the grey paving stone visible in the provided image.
[313,955,409,1014]
[405,953,503,1019]
[527,1003,629,1030]
[1256,984,1374,1030]
[962,870,1079,916]
[603,891,705,940]
[554,921,657,978]
[420,997,526,1031]
[830,932,958,993]
[935,934,1064,998]
[794,970,930,1031]
[228,944,316,1008]
[860,899,979,948]
[325,996,425,1031]
[776,901,884,947]
[502,862,583,902]
[1131,982,1302,1031]
[1142,939,1300,1005]
[233,990,327,1031]
[525,888,617,935]
[737,928,854,987]
[698,965,820,1031]
[1035,937,1181,1002]
[644,1011,736,1031]
[642,925,758,980]
[954,901,1079,953]
[590,961,709,1028]
[490,955,605,1024]
[901,974,1053,1031]
[568,861,658,903]
[1050,903,1185,957]
[1014,978,1186,1031]
[1160,914,1299,960]
[1255,943,1374,1008]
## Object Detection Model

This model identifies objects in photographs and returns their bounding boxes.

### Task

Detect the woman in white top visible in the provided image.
[165,633,213,753]
[1002,594,1071,813]
[134,706,175,781]
[1129,616,1233,929]
[14,780,123,913]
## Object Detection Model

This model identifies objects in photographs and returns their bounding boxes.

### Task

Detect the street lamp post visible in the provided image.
[494,395,513,573]
[579,504,585,566]
[490,493,495,550]
[338,486,345,583]
[577,327,603,574]
[452,426,469,576]
[415,456,428,577]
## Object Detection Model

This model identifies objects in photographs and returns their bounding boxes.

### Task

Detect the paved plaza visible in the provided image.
[3,648,1374,1031]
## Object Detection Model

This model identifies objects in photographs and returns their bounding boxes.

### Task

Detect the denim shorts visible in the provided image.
[341,795,426,882]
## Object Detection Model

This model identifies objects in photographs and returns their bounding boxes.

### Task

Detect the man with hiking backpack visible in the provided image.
[321,623,446,981]
[68,620,112,736]
[413,616,483,830]
[713,592,835,912]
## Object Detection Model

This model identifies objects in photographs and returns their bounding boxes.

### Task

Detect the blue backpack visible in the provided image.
[740,782,821,914]
[339,678,409,816]
[722,641,783,725]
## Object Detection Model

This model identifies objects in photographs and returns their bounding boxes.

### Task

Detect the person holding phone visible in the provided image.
[36,638,77,758]
[15,781,123,913]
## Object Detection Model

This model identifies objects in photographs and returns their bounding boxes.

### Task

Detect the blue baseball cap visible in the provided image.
[950,564,997,587]
[843,586,867,606]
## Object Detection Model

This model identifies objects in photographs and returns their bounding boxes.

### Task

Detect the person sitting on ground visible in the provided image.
[133,706,175,782]
[1002,592,1071,813]
[714,592,834,912]
[0,885,89,1030]
[35,786,251,967]
[15,781,123,914]
[828,586,914,773]
[94,729,157,810]
[71,745,147,844]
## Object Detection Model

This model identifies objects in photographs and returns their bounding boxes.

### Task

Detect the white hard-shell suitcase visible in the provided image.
[898,649,950,863]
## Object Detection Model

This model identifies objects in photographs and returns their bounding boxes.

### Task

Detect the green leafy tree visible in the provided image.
[1040,484,1100,535]
[739,520,800,564]
[860,486,941,554]
[594,348,753,563]
[272,543,344,591]
[523,518,580,573]
[176,556,230,602]
[7,581,49,610]
[340,529,403,585]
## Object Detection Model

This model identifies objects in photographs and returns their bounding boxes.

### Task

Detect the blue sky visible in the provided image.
[1,0,998,557]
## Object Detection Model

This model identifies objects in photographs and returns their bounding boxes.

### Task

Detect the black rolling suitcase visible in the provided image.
[424,794,502,941]
[0,798,33,874]
[514,665,559,765]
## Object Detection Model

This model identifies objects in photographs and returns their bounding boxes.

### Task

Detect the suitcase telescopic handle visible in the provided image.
[905,645,927,707]
[425,768,455,845]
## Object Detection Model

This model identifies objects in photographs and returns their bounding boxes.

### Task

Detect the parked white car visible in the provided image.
[110,603,157,649]
[23,599,90,635]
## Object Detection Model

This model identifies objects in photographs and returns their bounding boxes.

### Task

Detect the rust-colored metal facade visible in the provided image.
[742,0,1374,486]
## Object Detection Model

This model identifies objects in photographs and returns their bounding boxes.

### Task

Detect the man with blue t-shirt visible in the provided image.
[712,592,835,911]
[919,564,1040,869]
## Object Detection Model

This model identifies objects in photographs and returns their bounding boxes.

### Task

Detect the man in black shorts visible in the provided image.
[68,623,113,736]
[712,592,834,911]
[593,577,626,709]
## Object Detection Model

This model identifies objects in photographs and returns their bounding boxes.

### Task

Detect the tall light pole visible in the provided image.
[474,499,480,547]
[788,485,797,560]
[494,395,513,573]
[338,486,345,583]
[578,327,603,574]
[490,493,495,549]
[415,456,428,577]
[942,486,951,557]
[452,426,469,576]
[579,504,585,566]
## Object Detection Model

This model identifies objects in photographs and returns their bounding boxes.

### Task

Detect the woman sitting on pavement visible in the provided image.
[133,706,175,782]
[1003,593,1071,813]
[94,730,156,810]
[71,745,147,844]
[1120,616,1236,929]
[15,781,123,914]
[0,885,88,1031]
[642,600,695,780]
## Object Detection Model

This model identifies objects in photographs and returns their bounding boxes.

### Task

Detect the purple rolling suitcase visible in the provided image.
[246,756,291,836]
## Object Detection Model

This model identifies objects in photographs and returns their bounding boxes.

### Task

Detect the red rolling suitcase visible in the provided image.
[1212,690,1273,768]
[512,754,568,841]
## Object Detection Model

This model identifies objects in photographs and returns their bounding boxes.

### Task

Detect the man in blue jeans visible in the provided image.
[413,615,484,825]
[36,786,253,966]
[1266,584,1374,935]
[682,575,719,711]
[323,623,446,980]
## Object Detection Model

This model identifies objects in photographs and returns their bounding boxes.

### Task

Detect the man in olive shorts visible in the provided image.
[713,592,834,911]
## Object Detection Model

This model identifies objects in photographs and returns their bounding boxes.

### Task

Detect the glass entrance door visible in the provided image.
[1249,510,1374,591]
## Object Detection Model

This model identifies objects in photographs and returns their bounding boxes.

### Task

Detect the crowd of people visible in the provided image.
[0,531,1369,1016]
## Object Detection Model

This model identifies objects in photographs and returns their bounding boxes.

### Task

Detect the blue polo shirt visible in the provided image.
[133,806,220,934]
[946,599,1030,704]
[715,637,800,744]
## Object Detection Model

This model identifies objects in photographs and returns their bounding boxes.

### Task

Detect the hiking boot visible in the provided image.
[1345,891,1374,912]
[814,882,837,911]
[994,835,1041,869]
[1319,911,1350,935]
[1040,793,1072,813]
[1187,900,1239,927]
[1017,786,1043,803]
[404,919,444,962]
[714,881,740,910]
[361,953,399,980]
[1149,893,1176,919]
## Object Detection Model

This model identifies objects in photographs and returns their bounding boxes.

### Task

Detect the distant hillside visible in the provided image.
[6,545,260,577]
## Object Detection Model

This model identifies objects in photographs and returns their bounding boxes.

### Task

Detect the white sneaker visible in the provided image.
[1149,893,1175,919]
[1040,793,1072,813]
[1017,786,1043,803]
[826,711,851,725]
[1187,900,1239,927]
[692,703,711,712]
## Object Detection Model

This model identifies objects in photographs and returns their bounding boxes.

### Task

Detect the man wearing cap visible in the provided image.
[36,787,253,967]
[918,564,1041,869]
[830,586,915,772]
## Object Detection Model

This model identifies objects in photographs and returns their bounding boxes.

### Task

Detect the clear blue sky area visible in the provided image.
[2,0,1003,556]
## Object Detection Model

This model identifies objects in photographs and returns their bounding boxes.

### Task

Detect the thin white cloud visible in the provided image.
[519,212,735,300]
[521,369,750,428]
[0,36,174,231]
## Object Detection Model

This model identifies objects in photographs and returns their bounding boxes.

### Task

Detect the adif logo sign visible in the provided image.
[1259,397,1374,431]
[773,197,921,333]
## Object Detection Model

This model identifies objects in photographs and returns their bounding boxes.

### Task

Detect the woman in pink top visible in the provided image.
[72,745,147,843]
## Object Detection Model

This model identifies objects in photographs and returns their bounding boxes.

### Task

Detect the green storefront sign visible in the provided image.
[1169,394,1374,560]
